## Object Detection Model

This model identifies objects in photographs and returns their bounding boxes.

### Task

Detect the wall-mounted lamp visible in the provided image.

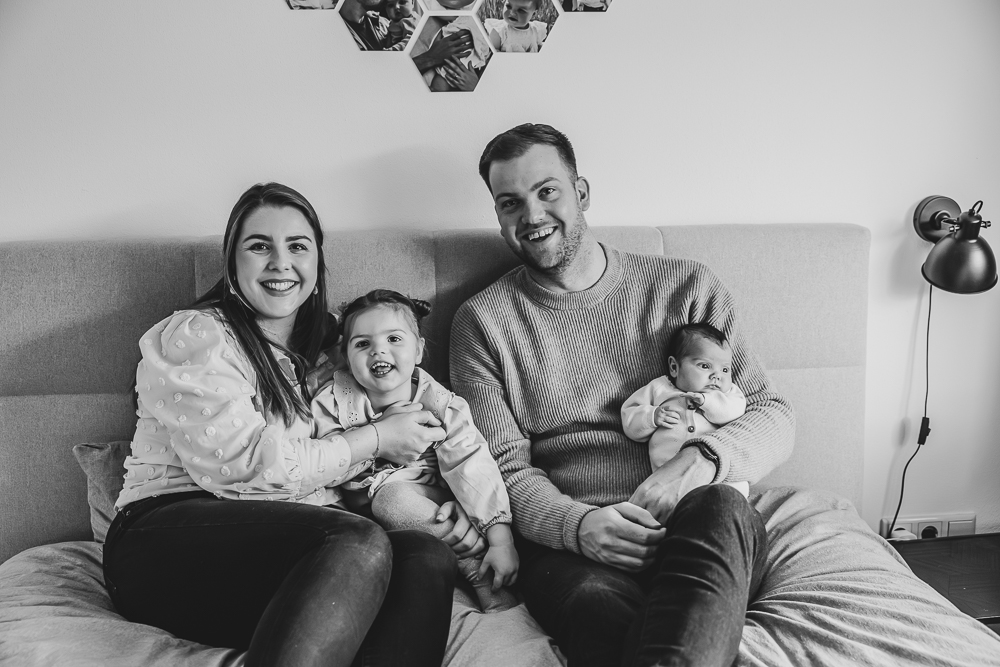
[913,196,997,294]
[888,196,998,539]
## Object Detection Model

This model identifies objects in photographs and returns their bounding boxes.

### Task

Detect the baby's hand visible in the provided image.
[480,543,519,590]
[654,405,681,428]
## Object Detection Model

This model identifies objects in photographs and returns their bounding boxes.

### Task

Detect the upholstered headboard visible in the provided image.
[0,224,870,563]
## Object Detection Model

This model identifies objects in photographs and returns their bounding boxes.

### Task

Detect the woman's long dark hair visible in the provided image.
[194,182,331,426]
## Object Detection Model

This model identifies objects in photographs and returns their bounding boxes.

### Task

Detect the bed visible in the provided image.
[2,224,999,666]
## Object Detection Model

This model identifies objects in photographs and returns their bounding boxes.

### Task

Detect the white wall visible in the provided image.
[2,0,999,532]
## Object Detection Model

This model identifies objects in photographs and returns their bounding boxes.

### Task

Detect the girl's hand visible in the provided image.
[654,405,681,428]
[435,500,487,557]
[480,524,519,589]
[375,404,445,464]
[480,543,519,590]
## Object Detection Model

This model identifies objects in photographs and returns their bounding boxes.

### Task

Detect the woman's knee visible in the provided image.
[387,530,457,579]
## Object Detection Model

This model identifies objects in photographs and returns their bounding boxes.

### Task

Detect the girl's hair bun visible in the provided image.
[411,298,432,320]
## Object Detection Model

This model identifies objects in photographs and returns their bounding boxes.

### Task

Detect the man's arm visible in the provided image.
[450,302,596,554]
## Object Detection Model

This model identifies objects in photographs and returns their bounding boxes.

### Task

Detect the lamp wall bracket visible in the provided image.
[914,195,961,243]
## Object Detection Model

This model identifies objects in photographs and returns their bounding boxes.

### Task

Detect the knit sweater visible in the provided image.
[449,244,794,554]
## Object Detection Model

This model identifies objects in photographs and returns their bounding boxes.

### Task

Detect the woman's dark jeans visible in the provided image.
[103,492,456,667]
[516,484,767,667]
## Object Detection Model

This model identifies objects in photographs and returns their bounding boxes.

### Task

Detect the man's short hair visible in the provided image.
[666,323,728,362]
[478,123,579,192]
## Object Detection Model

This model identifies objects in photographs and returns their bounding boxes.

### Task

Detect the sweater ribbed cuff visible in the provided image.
[562,502,599,555]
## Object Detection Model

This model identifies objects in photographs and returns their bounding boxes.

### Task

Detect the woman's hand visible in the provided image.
[435,500,487,557]
[441,57,479,92]
[375,403,445,465]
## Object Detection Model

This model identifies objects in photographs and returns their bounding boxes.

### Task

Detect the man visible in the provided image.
[449,123,795,667]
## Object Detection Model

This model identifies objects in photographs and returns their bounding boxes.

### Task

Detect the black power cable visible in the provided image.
[887,284,933,538]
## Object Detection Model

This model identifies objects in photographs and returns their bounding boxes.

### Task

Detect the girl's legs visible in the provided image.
[103,492,455,667]
[372,480,519,612]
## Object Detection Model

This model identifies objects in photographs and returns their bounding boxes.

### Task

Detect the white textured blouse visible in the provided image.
[116,309,356,509]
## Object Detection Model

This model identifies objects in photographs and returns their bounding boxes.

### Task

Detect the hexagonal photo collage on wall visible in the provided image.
[286,0,605,91]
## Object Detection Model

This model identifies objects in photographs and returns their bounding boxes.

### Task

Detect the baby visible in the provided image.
[384,0,417,48]
[621,323,750,498]
[485,0,548,53]
[311,289,519,612]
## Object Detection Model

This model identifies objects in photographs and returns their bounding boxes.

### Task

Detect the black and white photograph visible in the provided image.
[478,0,558,53]
[2,1,1000,667]
[409,15,492,91]
[339,0,424,51]
[561,0,611,11]
[423,0,480,12]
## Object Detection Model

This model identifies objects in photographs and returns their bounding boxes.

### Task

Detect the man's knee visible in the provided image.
[675,484,754,521]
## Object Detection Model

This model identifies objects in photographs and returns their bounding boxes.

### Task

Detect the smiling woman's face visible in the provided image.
[234,205,318,332]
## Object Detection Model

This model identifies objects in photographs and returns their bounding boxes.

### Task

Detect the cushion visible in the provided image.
[71,441,130,543]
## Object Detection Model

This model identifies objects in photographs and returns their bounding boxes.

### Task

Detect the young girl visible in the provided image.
[485,0,548,53]
[311,289,519,612]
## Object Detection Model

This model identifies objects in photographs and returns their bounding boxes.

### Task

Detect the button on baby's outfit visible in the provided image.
[687,426,695,433]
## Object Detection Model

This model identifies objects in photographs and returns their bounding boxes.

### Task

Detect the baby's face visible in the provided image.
[385,0,413,20]
[669,337,733,394]
[503,0,536,27]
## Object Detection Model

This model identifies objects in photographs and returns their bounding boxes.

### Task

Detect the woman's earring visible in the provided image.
[313,286,319,295]
[229,286,237,295]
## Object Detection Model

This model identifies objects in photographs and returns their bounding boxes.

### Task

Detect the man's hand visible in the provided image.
[578,502,666,572]
[435,500,487,558]
[629,445,715,524]
[653,405,681,428]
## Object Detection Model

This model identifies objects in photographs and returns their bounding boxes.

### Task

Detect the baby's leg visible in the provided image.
[371,481,518,613]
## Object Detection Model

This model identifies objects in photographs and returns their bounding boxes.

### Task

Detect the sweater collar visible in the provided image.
[517,244,623,310]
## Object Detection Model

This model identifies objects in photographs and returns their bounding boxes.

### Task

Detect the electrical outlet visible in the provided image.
[880,512,976,538]
[917,521,943,539]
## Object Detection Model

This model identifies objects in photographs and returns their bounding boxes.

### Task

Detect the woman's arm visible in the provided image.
[133,311,359,500]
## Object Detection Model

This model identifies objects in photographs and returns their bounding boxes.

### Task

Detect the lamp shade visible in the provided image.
[914,196,997,294]
[922,234,997,293]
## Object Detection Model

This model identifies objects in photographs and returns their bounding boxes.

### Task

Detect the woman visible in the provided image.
[103,182,464,667]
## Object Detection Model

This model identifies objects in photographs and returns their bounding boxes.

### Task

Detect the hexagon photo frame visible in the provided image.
[285,0,614,91]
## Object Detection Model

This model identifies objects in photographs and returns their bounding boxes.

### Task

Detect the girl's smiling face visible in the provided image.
[345,305,424,407]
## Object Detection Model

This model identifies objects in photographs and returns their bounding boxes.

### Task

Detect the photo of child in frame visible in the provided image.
[479,0,557,53]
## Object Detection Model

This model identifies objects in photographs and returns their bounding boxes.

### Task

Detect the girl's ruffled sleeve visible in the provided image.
[434,391,512,534]
[135,311,358,499]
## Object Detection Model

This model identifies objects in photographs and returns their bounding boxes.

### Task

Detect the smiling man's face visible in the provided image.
[489,143,590,276]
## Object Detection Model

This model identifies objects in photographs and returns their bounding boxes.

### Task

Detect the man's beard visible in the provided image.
[520,211,588,276]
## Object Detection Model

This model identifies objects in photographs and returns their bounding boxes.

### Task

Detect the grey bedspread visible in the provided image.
[2,487,999,666]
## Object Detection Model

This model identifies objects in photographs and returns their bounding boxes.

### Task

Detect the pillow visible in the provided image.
[71,441,131,543]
